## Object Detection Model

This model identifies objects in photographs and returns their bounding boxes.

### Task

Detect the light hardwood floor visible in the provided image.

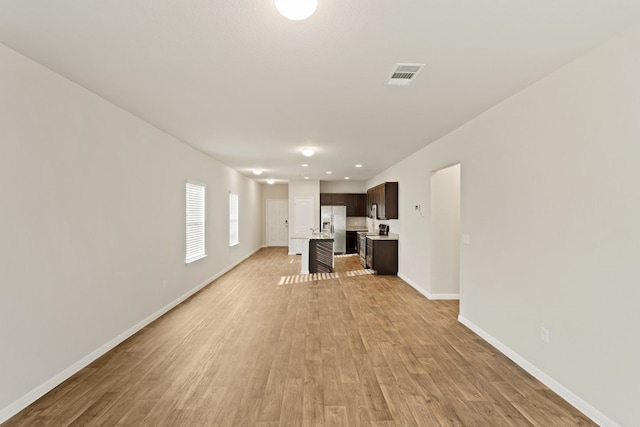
[3,248,594,426]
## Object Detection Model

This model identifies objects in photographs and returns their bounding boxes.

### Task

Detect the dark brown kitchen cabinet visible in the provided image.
[321,193,367,217]
[366,238,398,275]
[344,193,367,217]
[344,194,356,214]
[354,193,367,216]
[309,238,334,273]
[331,193,346,205]
[366,182,398,219]
[321,193,343,206]
[346,231,358,254]
[320,193,334,206]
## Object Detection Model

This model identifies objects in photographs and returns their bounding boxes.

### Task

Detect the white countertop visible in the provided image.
[291,233,334,240]
[366,233,399,241]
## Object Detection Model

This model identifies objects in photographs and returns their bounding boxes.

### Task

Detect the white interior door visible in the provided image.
[293,197,314,234]
[266,199,288,247]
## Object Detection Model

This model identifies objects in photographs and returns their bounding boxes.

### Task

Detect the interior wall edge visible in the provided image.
[397,273,460,301]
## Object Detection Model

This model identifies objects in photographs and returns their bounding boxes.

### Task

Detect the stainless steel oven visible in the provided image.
[358,225,390,268]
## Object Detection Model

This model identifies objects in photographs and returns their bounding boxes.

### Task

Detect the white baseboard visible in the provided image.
[457,315,619,427]
[0,247,261,424]
[398,273,460,300]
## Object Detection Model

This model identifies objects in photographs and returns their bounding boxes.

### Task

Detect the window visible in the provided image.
[229,192,239,246]
[185,181,206,263]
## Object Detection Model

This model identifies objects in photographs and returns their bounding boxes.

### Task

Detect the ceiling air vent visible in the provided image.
[386,63,425,86]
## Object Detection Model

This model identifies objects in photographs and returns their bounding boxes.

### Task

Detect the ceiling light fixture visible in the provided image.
[267,179,275,185]
[301,148,315,157]
[355,164,362,168]
[326,171,332,174]
[252,169,263,175]
[344,177,350,180]
[275,0,317,21]
[301,164,308,167]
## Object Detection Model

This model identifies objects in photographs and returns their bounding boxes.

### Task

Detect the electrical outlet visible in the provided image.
[540,327,550,344]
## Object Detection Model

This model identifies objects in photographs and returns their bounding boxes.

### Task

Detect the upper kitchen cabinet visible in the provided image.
[331,193,346,206]
[320,193,333,206]
[320,193,367,217]
[367,182,398,220]
[345,193,367,217]
[320,193,345,206]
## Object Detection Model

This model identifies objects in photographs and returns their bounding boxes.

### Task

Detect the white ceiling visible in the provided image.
[2,1,640,184]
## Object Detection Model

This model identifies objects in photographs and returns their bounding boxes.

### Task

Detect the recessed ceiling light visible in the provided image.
[355,164,363,168]
[252,169,263,175]
[326,171,332,174]
[275,0,317,21]
[304,176,309,180]
[301,148,315,157]
[301,164,308,167]
[267,179,275,185]
[344,177,350,180]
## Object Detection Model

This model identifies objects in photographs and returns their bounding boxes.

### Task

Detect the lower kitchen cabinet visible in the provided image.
[346,231,358,254]
[366,238,398,275]
[309,238,334,273]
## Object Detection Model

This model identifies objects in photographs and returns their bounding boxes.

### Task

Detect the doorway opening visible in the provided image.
[430,163,461,299]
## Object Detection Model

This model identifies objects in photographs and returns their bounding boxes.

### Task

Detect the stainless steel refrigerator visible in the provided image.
[320,205,347,254]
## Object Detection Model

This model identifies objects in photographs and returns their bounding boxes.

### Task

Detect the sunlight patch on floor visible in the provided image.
[278,272,339,285]
[345,269,375,277]
[278,269,374,285]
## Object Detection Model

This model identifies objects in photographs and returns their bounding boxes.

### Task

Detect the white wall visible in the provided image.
[430,164,460,297]
[320,180,366,193]
[0,43,263,421]
[367,23,640,426]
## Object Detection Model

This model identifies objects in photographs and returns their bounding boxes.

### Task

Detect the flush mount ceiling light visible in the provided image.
[301,148,315,157]
[267,179,275,185]
[275,0,317,21]
[355,164,362,168]
[252,169,263,175]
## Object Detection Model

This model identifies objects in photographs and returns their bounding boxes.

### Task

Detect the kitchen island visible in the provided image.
[292,233,335,274]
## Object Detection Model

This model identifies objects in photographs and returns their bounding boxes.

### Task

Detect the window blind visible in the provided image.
[186,182,206,263]
[229,192,239,246]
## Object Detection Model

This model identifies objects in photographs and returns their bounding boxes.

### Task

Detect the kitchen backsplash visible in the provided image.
[346,216,367,228]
